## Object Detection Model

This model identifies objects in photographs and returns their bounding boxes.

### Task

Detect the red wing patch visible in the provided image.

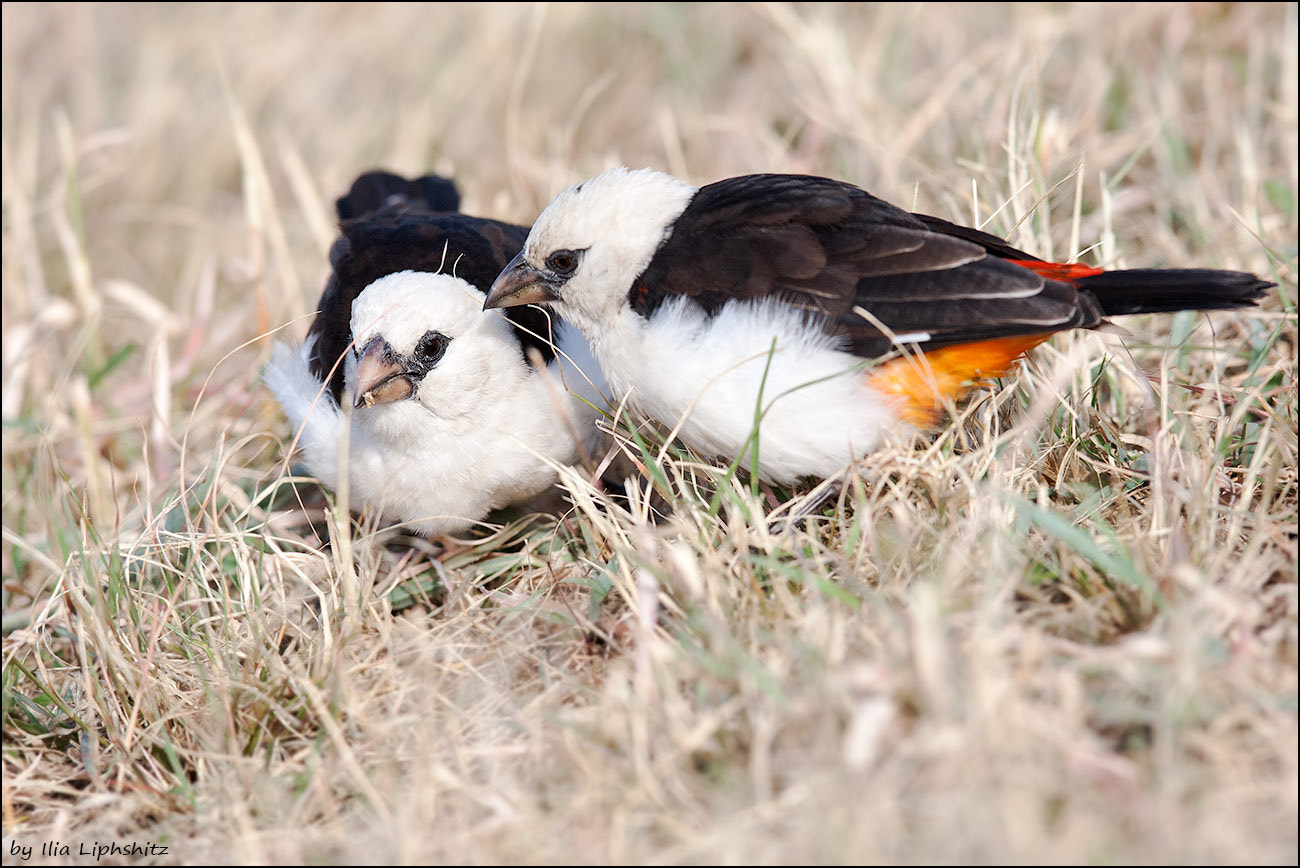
[1007,259,1104,282]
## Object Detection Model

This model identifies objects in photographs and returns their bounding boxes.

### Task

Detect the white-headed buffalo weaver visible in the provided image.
[483,167,1271,486]
[265,171,607,536]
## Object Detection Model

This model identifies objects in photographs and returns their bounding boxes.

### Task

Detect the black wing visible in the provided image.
[307,171,556,403]
[633,174,1094,358]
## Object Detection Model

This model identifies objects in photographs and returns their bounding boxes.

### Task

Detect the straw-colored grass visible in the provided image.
[3,3,1295,864]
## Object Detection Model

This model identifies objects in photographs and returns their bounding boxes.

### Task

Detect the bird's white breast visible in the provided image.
[599,296,906,484]
[344,364,591,535]
[266,330,606,537]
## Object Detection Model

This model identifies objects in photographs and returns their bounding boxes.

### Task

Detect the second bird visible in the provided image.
[266,171,608,536]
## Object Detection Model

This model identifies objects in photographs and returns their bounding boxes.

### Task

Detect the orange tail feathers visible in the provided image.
[867,334,1052,426]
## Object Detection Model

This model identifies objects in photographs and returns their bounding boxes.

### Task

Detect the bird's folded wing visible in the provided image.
[633,174,1095,358]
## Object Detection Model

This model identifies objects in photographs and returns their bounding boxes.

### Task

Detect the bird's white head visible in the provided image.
[347,271,529,428]
[483,167,696,333]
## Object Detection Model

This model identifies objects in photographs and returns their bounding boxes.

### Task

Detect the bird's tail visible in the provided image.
[1009,258,1273,316]
[1071,268,1274,316]
[872,264,1273,427]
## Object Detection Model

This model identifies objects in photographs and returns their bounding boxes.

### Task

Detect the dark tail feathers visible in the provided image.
[334,170,461,221]
[1077,269,1274,317]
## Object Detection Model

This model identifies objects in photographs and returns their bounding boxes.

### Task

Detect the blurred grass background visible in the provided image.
[2,3,1296,864]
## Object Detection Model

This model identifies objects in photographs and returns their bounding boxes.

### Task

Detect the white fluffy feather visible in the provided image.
[624,296,900,482]
[264,271,607,536]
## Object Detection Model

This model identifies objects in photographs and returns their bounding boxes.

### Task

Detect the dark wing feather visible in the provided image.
[908,212,1042,262]
[307,173,553,403]
[634,174,1089,358]
[334,170,460,220]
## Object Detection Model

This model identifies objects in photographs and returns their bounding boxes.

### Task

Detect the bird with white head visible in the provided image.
[265,172,607,536]
[483,167,1271,485]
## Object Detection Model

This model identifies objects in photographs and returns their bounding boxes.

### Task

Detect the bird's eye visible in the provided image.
[544,248,584,278]
[414,331,449,366]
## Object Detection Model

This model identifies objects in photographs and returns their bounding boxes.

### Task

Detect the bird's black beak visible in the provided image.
[483,250,561,310]
[354,336,414,409]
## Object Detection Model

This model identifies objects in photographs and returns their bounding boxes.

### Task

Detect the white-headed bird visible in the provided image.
[483,167,1271,485]
[265,172,606,536]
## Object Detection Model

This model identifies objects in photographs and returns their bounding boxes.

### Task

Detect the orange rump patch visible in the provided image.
[866,334,1052,426]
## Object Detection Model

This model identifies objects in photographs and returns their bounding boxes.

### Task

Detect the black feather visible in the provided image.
[1074,269,1273,315]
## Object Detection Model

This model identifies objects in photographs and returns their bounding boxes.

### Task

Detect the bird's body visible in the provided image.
[265,172,607,536]
[484,167,1271,485]
[577,291,902,481]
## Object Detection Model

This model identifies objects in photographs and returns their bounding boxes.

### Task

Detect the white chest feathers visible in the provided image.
[597,297,904,485]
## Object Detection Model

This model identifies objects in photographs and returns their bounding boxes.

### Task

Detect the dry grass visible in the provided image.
[2,3,1296,864]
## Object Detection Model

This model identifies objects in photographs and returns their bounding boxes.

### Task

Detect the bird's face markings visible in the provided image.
[352,330,453,409]
[482,248,581,310]
[483,167,696,332]
[543,248,584,280]
[413,330,450,369]
[348,270,525,416]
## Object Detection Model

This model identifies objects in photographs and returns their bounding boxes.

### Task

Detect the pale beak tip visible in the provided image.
[482,273,518,311]
[482,263,560,310]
